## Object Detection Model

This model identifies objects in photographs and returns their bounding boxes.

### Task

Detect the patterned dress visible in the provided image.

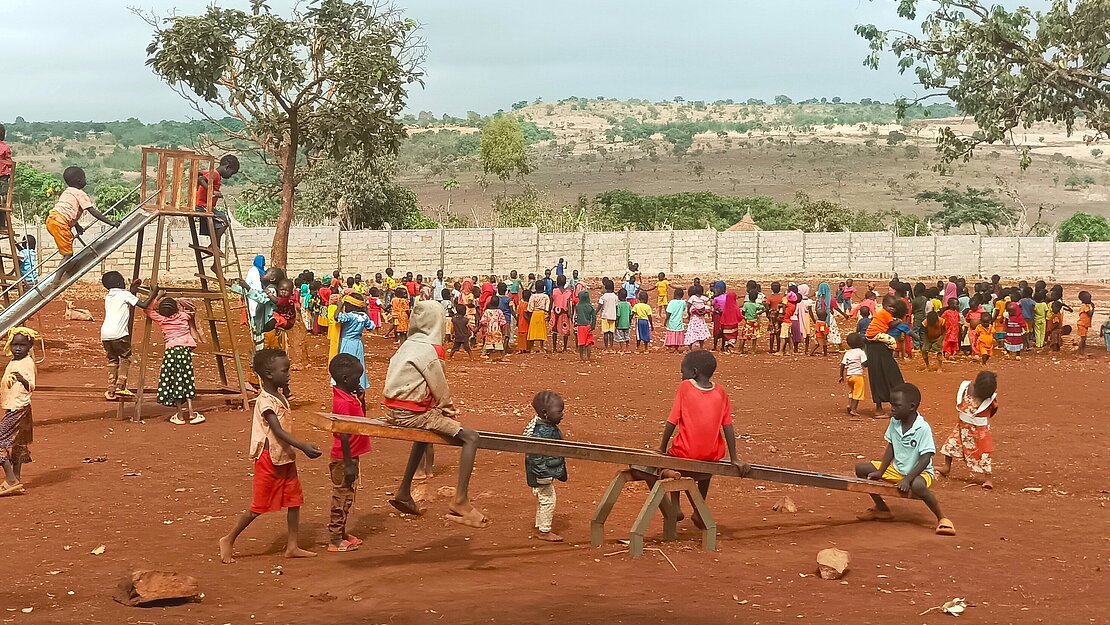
[685,295,711,345]
[939,381,998,476]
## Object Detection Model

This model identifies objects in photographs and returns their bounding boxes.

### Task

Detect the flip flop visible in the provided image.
[327,540,360,553]
[856,508,895,522]
[345,535,363,547]
[169,414,187,425]
[936,518,956,536]
[0,481,25,497]
[189,413,207,425]
[388,498,425,516]
[445,507,490,529]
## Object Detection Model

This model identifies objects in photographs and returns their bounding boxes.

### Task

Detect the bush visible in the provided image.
[886,130,907,145]
[93,185,140,220]
[1057,212,1110,242]
[1064,173,1095,189]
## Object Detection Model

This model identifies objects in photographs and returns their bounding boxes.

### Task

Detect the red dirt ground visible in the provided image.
[3,286,1108,625]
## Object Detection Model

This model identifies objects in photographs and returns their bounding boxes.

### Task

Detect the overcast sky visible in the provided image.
[1,0,933,122]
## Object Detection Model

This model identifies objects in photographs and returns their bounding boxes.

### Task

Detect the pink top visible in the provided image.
[147,308,197,348]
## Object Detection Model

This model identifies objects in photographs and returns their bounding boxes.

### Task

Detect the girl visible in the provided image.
[516,288,532,352]
[710,281,726,351]
[793,284,814,355]
[864,295,907,416]
[738,290,763,354]
[526,281,551,353]
[336,293,375,389]
[939,371,999,490]
[479,297,507,362]
[0,328,37,496]
[1045,302,1066,352]
[781,288,799,355]
[313,284,330,335]
[298,277,312,331]
[664,287,687,353]
[976,312,996,364]
[940,299,962,357]
[246,255,265,321]
[815,282,843,352]
[1032,291,1048,349]
[1003,302,1025,359]
[391,286,411,344]
[1076,291,1094,354]
[367,287,383,330]
[148,295,203,425]
[550,275,573,353]
[684,285,711,350]
[719,291,741,352]
[810,310,830,356]
[574,291,596,362]
[327,290,342,361]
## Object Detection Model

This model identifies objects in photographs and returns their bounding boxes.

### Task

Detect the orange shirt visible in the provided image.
[976,325,995,349]
[1078,303,1093,331]
[866,308,894,338]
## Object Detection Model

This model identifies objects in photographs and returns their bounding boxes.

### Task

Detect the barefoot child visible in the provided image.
[383,301,488,527]
[938,371,999,490]
[0,328,37,496]
[46,167,120,270]
[101,272,155,400]
[327,354,371,552]
[614,289,632,353]
[631,295,653,353]
[855,382,954,536]
[574,290,596,362]
[220,349,321,563]
[1076,291,1094,354]
[524,390,568,542]
[839,332,867,416]
[147,294,205,425]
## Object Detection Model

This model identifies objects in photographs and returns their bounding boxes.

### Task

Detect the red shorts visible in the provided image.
[251,449,304,513]
[576,325,595,347]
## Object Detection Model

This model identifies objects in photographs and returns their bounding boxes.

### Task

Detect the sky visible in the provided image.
[0,0,933,122]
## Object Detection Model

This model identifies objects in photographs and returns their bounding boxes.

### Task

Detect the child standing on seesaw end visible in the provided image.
[327,354,371,552]
[383,300,488,528]
[147,293,204,425]
[524,390,568,543]
[855,382,954,536]
[574,290,596,362]
[46,167,120,269]
[939,371,999,490]
[220,349,321,563]
[100,272,156,401]
[0,328,38,496]
[839,332,868,417]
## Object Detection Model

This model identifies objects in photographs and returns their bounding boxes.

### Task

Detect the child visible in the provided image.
[650,350,750,527]
[0,124,10,212]
[920,310,946,371]
[685,285,711,350]
[195,154,240,251]
[856,305,872,335]
[220,349,322,563]
[739,290,763,354]
[368,287,384,329]
[767,299,783,354]
[655,273,670,319]
[101,272,154,400]
[147,294,204,425]
[976,312,995,364]
[0,328,37,496]
[1032,291,1048,349]
[46,167,120,268]
[940,299,961,357]
[383,301,488,528]
[839,332,867,416]
[326,354,371,552]
[810,310,830,356]
[938,371,999,490]
[1076,291,1094,354]
[841,279,857,309]
[1003,302,1025,359]
[574,291,596,362]
[508,270,522,305]
[614,288,632,352]
[632,296,653,352]
[336,293,376,389]
[719,291,741,352]
[516,288,532,352]
[596,279,619,350]
[664,287,687,353]
[524,390,568,542]
[479,297,507,361]
[17,235,37,287]
[391,286,411,344]
[855,382,954,536]
[450,304,474,360]
[526,281,551,353]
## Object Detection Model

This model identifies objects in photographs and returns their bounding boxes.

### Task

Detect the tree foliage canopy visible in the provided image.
[914,186,1016,233]
[857,0,1110,167]
[1057,211,1110,242]
[479,115,531,183]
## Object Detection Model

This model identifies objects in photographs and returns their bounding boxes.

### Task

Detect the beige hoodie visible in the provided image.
[382,300,456,416]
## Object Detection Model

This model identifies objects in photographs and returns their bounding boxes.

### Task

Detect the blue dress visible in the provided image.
[336,311,375,389]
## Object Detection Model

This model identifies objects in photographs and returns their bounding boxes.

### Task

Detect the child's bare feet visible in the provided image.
[981,479,993,490]
[285,547,317,559]
[848,409,861,417]
[219,536,236,564]
[936,466,950,478]
[536,531,563,542]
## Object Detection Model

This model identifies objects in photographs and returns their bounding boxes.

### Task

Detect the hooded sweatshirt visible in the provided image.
[382,300,456,416]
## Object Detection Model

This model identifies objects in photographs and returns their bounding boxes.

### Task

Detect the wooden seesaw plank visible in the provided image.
[303,412,909,499]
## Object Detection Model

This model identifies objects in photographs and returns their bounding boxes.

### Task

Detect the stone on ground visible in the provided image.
[816,548,850,580]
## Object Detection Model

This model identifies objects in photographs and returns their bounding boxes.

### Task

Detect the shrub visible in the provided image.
[1057,212,1110,242]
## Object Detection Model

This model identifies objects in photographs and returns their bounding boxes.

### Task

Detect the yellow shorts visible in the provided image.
[46,215,74,256]
[779,322,791,339]
[385,407,462,437]
[870,461,933,488]
[846,375,866,401]
[600,319,616,334]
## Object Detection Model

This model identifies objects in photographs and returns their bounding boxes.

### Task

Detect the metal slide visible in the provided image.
[0,208,160,335]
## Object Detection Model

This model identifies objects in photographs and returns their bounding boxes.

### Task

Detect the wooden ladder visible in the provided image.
[0,155,25,307]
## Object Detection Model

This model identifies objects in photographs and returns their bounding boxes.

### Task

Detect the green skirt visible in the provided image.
[157,346,196,407]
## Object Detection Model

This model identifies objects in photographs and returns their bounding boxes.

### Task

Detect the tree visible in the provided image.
[1057,211,1110,242]
[857,1,1110,169]
[479,115,531,184]
[914,186,1016,233]
[139,0,423,267]
[296,153,426,229]
[774,95,793,105]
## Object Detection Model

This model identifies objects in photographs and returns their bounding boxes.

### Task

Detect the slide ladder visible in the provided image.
[0,154,23,308]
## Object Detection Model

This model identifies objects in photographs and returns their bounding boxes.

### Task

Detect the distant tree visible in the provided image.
[914,186,1016,233]
[138,0,423,266]
[480,115,531,184]
[1057,211,1110,242]
[886,130,907,145]
[673,96,685,103]
[511,100,529,111]
[832,96,842,103]
[857,0,1110,169]
[774,95,793,105]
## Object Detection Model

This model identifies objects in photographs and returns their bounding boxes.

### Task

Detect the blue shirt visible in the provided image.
[886,321,912,341]
[555,262,565,277]
[884,413,936,477]
[497,295,513,324]
[856,317,872,335]
[543,278,554,297]
[1019,297,1035,322]
[18,249,38,285]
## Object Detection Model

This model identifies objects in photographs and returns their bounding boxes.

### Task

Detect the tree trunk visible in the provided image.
[270,118,299,269]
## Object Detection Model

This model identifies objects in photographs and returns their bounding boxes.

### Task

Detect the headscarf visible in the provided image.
[943,281,958,307]
[252,255,266,274]
[798,283,811,299]
[787,291,800,304]
[713,280,726,294]
[246,255,266,317]
[5,326,39,355]
[460,278,474,304]
[575,290,595,326]
[317,286,332,306]
[342,293,366,308]
[721,291,741,325]
[816,282,833,314]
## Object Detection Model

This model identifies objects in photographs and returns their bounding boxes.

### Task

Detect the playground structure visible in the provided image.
[0,148,251,420]
[306,413,911,557]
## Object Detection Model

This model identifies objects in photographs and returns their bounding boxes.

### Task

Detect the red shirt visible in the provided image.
[666,380,733,461]
[765,293,783,313]
[331,387,371,459]
[405,281,418,296]
[196,169,221,209]
[0,141,12,177]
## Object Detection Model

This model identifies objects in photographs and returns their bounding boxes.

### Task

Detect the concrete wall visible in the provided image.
[26,221,1110,283]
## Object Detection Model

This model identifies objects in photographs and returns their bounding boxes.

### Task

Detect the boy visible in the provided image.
[614,288,632,352]
[221,349,320,563]
[855,382,954,536]
[856,305,872,335]
[17,235,38,287]
[0,327,38,496]
[383,301,488,528]
[596,279,619,350]
[100,272,156,401]
[327,354,371,552]
[195,154,240,251]
[46,167,120,269]
[554,258,566,277]
[631,295,653,352]
[839,332,868,416]
[524,390,567,542]
[450,303,473,360]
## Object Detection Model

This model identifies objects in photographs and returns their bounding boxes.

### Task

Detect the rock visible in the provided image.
[816,548,850,580]
[412,483,430,503]
[436,486,456,498]
[772,496,798,513]
[114,570,201,607]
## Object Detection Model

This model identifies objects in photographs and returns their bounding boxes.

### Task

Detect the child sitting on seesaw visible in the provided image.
[855,382,955,536]
[383,300,488,528]
[220,349,322,563]
[524,390,568,543]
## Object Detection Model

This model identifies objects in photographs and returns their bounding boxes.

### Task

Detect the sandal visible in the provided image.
[188,413,206,425]
[935,518,956,536]
[114,388,135,398]
[169,414,187,425]
[388,498,425,516]
[327,540,360,553]
[345,535,363,547]
[0,481,25,496]
[104,390,117,401]
[856,508,895,522]
[445,506,490,529]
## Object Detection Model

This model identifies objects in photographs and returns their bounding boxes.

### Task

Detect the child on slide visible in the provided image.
[382,300,488,528]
